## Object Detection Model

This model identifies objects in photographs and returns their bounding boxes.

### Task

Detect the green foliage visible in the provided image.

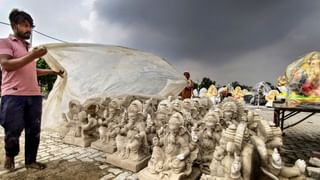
[37,58,57,95]
[193,81,199,90]
[230,81,252,91]
[242,85,252,91]
[200,77,216,89]
[230,81,240,89]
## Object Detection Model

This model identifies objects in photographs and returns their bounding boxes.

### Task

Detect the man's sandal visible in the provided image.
[25,162,47,170]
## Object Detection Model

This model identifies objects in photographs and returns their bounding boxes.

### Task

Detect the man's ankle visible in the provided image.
[4,155,15,170]
[5,155,14,162]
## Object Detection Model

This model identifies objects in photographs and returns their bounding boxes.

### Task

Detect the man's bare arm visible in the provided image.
[37,68,64,78]
[0,47,47,72]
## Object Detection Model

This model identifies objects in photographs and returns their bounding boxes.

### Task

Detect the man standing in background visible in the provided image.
[180,71,194,99]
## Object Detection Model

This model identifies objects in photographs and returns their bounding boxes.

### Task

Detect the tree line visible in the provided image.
[193,77,254,91]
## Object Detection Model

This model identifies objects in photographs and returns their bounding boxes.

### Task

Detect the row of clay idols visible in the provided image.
[199,118,306,180]
[198,105,306,180]
[135,97,307,180]
[60,96,247,150]
[60,96,244,168]
[60,96,307,180]
[60,96,213,145]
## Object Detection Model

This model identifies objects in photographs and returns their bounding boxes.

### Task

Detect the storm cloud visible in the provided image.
[1,0,320,85]
[92,0,320,85]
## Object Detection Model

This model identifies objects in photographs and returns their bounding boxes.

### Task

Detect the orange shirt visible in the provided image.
[181,79,193,99]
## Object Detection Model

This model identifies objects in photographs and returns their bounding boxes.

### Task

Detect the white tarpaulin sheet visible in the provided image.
[40,43,186,129]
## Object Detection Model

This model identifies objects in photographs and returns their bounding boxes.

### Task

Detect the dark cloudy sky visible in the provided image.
[1,0,320,85]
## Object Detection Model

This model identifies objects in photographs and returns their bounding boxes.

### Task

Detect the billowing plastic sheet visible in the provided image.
[40,43,186,129]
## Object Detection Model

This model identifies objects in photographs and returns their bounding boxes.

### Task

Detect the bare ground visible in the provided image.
[0,136,105,180]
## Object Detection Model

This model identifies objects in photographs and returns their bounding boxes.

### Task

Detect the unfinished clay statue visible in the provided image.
[158,99,172,114]
[229,153,243,180]
[106,99,150,172]
[198,97,212,118]
[62,100,82,122]
[63,110,97,147]
[154,110,170,132]
[191,98,202,121]
[219,98,244,127]
[145,114,158,146]
[61,100,82,136]
[221,142,237,177]
[81,113,99,146]
[63,98,100,147]
[97,97,111,118]
[252,120,306,180]
[181,98,194,129]
[91,98,122,152]
[202,119,252,180]
[198,110,222,174]
[189,99,203,136]
[171,99,183,114]
[154,99,173,129]
[209,146,226,178]
[259,148,306,180]
[143,98,157,119]
[139,112,200,180]
[202,145,245,180]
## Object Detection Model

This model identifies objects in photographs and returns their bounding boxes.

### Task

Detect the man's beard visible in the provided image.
[17,31,31,40]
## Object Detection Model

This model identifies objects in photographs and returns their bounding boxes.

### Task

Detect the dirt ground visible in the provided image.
[0,160,104,180]
[0,136,104,180]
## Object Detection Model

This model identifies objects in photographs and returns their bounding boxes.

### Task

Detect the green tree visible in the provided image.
[193,81,199,90]
[242,85,252,91]
[230,81,252,91]
[231,81,241,89]
[200,77,215,89]
[37,58,57,95]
